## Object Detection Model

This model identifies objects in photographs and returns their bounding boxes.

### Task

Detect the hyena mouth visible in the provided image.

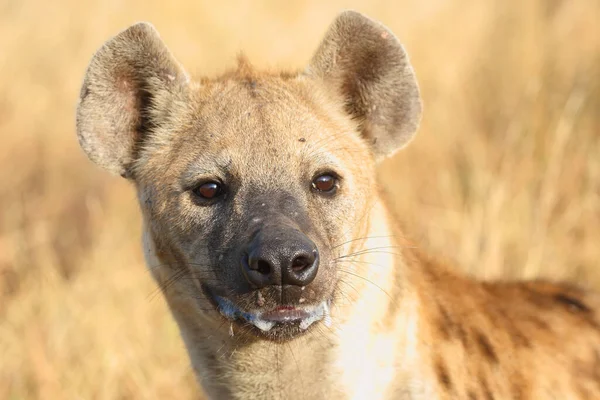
[213,295,332,333]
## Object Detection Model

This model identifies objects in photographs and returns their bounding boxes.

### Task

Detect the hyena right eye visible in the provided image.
[312,173,338,193]
[192,181,225,201]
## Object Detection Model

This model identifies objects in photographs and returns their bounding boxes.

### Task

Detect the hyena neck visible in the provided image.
[175,200,434,400]
[329,199,436,398]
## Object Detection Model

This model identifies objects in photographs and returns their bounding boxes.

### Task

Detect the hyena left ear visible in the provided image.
[307,11,422,160]
[76,23,189,178]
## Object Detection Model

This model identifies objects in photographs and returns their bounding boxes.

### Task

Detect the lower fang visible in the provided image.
[229,323,234,337]
[299,301,330,330]
[299,315,318,330]
[252,319,276,332]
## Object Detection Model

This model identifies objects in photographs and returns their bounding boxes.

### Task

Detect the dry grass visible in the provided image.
[0,0,599,398]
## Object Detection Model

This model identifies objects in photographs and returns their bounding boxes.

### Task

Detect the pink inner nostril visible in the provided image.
[291,256,310,272]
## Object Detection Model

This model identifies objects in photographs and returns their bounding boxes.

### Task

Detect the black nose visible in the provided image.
[241,226,319,288]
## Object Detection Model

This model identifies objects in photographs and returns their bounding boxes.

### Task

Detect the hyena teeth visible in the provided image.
[252,319,276,332]
[299,302,328,330]
[216,295,328,331]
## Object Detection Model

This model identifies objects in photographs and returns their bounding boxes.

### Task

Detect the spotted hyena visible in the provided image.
[76,10,600,400]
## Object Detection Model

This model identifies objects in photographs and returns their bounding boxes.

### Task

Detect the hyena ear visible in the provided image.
[307,11,422,160]
[76,22,189,178]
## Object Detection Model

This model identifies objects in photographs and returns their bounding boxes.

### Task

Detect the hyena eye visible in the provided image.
[312,173,338,193]
[192,181,223,200]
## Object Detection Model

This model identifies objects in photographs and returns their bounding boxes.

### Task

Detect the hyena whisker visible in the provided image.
[335,277,361,302]
[314,317,344,343]
[205,319,230,342]
[147,269,191,300]
[147,266,220,299]
[336,246,411,259]
[147,262,208,271]
[330,234,397,250]
[334,258,395,269]
[148,262,217,272]
[332,199,381,257]
[337,268,397,306]
[332,287,355,310]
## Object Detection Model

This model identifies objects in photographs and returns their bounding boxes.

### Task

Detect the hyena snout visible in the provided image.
[241,225,319,289]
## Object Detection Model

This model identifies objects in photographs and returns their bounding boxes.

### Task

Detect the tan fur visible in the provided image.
[76,11,600,400]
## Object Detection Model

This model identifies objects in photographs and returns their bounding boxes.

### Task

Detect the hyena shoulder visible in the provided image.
[413,251,600,399]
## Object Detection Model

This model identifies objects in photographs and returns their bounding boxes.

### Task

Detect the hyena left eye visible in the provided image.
[192,181,224,200]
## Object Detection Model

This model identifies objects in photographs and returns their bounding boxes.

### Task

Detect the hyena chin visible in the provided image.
[77,10,600,400]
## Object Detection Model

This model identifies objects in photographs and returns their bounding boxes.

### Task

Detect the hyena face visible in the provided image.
[137,74,377,339]
[76,12,421,341]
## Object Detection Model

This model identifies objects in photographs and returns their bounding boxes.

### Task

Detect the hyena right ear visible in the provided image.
[76,23,189,178]
[307,11,422,160]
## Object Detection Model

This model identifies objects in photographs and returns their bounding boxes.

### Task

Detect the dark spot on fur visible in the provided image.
[511,380,525,399]
[475,331,498,363]
[298,137,306,142]
[456,323,470,348]
[509,329,531,348]
[468,391,478,400]
[553,293,600,330]
[483,386,494,400]
[573,349,600,392]
[436,304,453,340]
[383,254,404,328]
[576,386,591,399]
[435,359,452,391]
[480,373,495,400]
[555,293,591,313]
[434,302,471,348]
[530,315,551,331]
[495,308,531,347]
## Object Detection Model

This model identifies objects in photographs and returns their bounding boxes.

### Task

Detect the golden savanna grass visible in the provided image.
[1,0,599,398]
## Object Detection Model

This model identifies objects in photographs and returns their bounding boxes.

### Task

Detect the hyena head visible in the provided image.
[76,11,421,341]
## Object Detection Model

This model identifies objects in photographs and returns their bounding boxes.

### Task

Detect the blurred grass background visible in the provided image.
[0,0,599,398]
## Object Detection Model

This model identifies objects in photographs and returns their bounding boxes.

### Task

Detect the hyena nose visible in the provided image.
[241,227,319,288]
